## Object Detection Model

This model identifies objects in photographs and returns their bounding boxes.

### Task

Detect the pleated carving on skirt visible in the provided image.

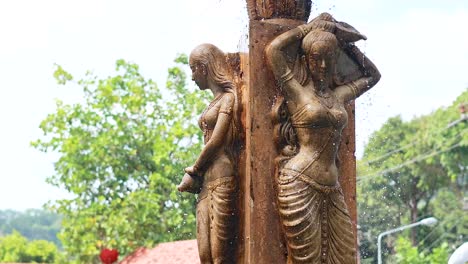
[277,170,356,264]
[197,177,237,264]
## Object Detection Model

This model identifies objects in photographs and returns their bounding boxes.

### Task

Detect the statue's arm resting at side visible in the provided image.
[186,93,235,176]
[335,44,381,102]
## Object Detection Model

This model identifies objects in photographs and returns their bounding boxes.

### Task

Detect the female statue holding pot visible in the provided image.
[266,13,381,263]
[178,43,239,264]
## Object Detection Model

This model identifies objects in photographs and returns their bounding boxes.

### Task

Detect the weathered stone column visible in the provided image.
[339,102,358,252]
[239,1,358,263]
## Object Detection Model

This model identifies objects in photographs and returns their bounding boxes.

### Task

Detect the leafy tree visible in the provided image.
[425,243,450,264]
[392,236,449,264]
[425,90,468,181]
[23,239,58,263]
[393,236,425,264]
[357,90,467,262]
[427,188,468,250]
[0,230,27,262]
[32,56,210,263]
[0,209,62,246]
[357,115,449,259]
[0,231,59,263]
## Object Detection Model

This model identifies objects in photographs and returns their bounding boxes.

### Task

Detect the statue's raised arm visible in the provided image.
[266,13,381,264]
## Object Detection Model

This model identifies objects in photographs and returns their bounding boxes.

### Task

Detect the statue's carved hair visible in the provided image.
[190,43,236,93]
[302,30,339,56]
[272,96,298,173]
[190,44,241,159]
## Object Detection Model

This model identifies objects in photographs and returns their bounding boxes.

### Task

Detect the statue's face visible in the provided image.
[307,41,336,86]
[189,62,208,90]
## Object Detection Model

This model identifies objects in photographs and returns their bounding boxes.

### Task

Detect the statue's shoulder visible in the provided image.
[222,92,235,106]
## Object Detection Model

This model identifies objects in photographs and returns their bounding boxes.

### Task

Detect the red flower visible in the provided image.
[100,248,119,264]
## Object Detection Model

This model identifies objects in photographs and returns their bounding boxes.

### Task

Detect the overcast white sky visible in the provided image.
[0,0,467,210]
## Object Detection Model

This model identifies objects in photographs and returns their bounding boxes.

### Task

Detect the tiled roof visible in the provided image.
[121,239,200,264]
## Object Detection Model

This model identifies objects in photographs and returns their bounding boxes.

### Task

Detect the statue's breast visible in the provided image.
[199,104,220,132]
[290,103,347,129]
[328,106,348,129]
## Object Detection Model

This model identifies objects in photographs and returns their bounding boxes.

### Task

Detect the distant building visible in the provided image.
[121,239,199,264]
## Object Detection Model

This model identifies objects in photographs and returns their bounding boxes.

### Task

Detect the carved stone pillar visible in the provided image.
[244,19,298,263]
[241,1,358,263]
[244,1,304,264]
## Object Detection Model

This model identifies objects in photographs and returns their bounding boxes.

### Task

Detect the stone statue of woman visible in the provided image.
[177,43,239,264]
[266,13,381,263]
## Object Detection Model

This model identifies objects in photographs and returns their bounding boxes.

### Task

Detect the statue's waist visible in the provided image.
[278,168,340,194]
[198,176,236,202]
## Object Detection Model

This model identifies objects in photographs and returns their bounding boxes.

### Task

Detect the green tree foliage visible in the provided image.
[392,236,449,264]
[426,188,468,251]
[0,209,61,246]
[32,56,210,263]
[357,90,467,262]
[0,231,58,263]
[0,230,27,262]
[23,240,58,263]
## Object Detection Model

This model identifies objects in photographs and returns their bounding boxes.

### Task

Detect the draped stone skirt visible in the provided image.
[196,176,237,264]
[278,168,356,264]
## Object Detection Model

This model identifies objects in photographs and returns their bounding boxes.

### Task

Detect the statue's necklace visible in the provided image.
[315,90,334,109]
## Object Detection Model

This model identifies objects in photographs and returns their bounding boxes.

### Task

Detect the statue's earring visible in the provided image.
[201,64,207,76]
[300,55,307,68]
[301,55,309,71]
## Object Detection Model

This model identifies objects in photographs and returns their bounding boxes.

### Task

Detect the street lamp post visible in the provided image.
[377,217,438,264]
[448,242,468,264]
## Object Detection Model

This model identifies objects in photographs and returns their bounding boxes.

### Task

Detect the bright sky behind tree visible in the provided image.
[0,0,467,210]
